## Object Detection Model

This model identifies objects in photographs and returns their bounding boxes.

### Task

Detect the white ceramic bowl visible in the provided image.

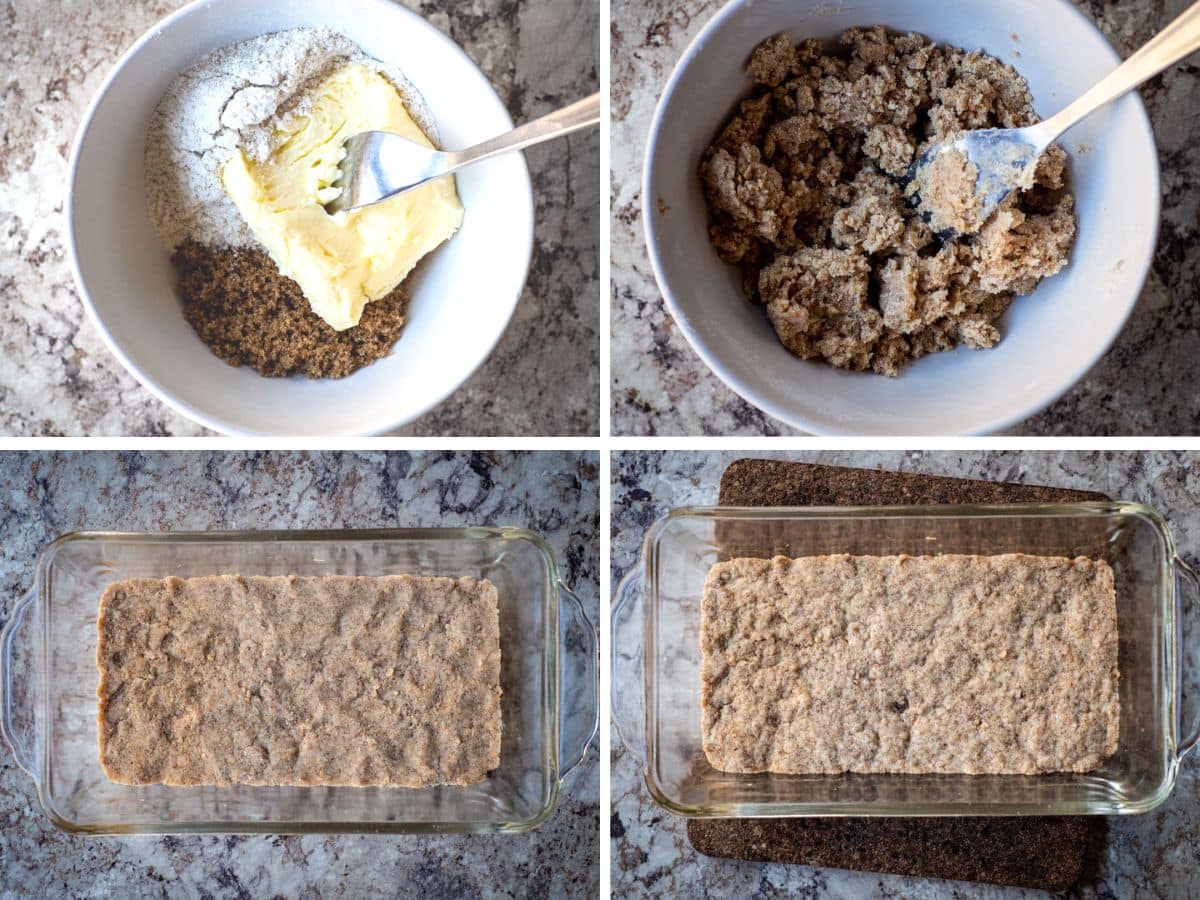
[69,0,533,435]
[644,0,1159,435]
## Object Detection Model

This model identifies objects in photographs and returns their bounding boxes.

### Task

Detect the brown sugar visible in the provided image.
[173,239,408,379]
[700,28,1077,376]
[97,574,502,787]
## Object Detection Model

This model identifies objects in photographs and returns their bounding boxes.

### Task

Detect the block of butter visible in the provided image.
[222,63,464,331]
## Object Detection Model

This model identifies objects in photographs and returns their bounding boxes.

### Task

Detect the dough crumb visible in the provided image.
[908,147,984,235]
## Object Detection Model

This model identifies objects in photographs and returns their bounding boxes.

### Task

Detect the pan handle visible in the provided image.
[558,581,598,781]
[1176,556,1200,758]
[1,589,38,779]
[611,567,647,766]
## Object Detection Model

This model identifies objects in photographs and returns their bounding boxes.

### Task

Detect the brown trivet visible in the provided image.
[718,458,1109,507]
[686,458,1109,892]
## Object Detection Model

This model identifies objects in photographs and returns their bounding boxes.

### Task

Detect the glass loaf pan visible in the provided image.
[612,503,1200,817]
[2,529,598,835]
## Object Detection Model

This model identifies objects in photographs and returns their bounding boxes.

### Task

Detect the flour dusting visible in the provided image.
[144,27,435,250]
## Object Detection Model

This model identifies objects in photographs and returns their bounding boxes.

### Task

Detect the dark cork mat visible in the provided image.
[686,458,1109,892]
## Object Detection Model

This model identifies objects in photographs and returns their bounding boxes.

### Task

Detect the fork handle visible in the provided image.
[444,92,600,169]
[1037,0,1200,143]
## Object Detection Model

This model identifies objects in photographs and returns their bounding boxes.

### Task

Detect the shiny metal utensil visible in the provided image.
[325,92,600,214]
[906,0,1200,235]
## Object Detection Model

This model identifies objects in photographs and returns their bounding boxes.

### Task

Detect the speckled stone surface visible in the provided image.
[610,1,1200,436]
[0,0,598,436]
[612,451,1200,897]
[0,451,599,897]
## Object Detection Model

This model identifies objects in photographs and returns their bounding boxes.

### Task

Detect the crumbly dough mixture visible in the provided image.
[700,554,1119,775]
[700,29,1076,375]
[97,575,501,787]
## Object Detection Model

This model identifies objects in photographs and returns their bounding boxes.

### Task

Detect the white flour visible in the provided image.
[145,27,434,251]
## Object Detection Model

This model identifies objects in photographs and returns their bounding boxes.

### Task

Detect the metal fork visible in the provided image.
[324,92,600,214]
[906,0,1200,236]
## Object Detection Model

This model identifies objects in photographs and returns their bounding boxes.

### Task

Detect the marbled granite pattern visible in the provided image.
[611,1,1200,436]
[612,451,1200,897]
[0,0,598,436]
[0,451,599,897]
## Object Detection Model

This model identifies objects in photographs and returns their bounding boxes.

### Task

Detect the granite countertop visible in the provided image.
[0,0,598,436]
[0,451,599,897]
[611,0,1200,436]
[611,450,1200,897]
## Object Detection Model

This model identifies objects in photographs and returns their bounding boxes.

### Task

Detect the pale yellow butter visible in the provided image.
[221,63,464,331]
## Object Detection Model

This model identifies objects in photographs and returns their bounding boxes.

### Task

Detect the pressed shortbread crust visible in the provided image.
[97,574,501,787]
[700,554,1119,775]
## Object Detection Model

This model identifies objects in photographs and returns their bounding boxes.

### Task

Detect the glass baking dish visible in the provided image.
[2,528,597,835]
[612,503,1200,817]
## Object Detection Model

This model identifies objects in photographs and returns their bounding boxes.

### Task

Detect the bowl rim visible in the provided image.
[641,0,1161,436]
[66,0,534,436]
